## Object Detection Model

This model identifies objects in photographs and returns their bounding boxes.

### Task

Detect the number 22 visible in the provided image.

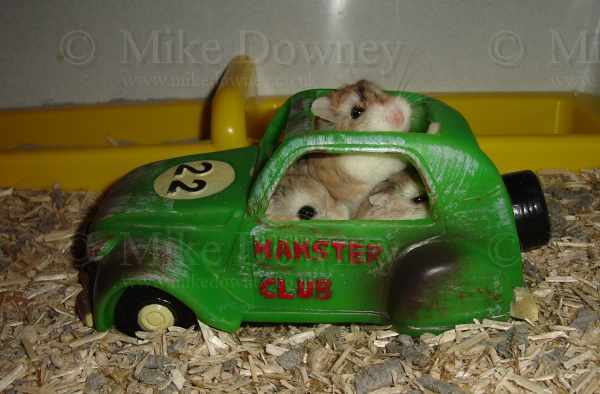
[167,162,212,194]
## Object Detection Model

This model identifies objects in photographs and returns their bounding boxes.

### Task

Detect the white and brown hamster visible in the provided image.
[307,80,412,213]
[266,174,350,221]
[311,79,438,134]
[354,171,429,220]
[311,79,415,132]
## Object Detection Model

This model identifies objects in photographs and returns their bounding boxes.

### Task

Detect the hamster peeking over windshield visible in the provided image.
[307,80,417,214]
[266,174,350,221]
[354,171,429,220]
[311,79,416,132]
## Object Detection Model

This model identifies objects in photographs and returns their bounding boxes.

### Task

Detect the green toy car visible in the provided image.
[86,89,550,336]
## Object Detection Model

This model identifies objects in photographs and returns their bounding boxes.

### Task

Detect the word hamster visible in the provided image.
[254,239,383,264]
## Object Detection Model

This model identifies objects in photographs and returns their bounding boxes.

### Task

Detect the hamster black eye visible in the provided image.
[412,195,428,204]
[351,106,364,119]
[297,205,317,220]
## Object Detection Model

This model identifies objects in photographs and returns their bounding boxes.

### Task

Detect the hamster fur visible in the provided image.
[354,171,429,220]
[266,173,350,221]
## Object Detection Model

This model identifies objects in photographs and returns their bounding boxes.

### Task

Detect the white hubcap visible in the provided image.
[137,304,175,331]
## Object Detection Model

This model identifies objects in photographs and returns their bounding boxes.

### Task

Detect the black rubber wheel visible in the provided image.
[114,286,196,336]
[502,170,551,251]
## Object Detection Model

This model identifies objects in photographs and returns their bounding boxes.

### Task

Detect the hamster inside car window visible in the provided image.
[265,152,430,222]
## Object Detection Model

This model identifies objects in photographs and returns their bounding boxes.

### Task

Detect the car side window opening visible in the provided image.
[265,151,431,222]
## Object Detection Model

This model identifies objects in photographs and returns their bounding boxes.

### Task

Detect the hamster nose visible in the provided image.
[385,109,405,128]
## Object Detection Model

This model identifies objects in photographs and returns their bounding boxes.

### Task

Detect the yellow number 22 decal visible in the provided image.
[154,160,236,200]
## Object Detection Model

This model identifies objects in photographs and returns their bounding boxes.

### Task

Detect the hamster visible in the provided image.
[307,80,413,213]
[311,79,415,132]
[354,171,429,220]
[266,174,350,221]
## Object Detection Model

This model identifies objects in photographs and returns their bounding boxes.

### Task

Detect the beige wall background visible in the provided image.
[0,0,598,108]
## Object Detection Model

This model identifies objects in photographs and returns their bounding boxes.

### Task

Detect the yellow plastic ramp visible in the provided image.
[0,60,599,191]
[0,56,256,191]
[435,92,600,173]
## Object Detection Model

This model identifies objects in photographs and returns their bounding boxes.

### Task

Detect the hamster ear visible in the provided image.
[368,192,390,207]
[311,97,336,122]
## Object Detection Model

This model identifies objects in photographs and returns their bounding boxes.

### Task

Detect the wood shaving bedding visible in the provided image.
[0,170,598,393]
